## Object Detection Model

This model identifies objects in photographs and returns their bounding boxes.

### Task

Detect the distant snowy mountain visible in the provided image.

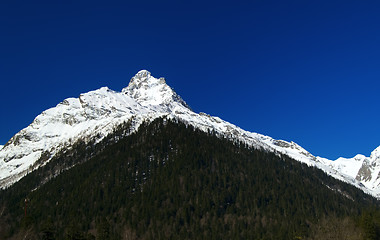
[326,146,380,196]
[0,70,379,198]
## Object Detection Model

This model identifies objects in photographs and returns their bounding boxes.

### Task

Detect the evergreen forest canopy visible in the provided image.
[1,118,380,239]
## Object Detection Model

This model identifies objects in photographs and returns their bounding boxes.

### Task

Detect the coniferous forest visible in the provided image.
[1,118,380,239]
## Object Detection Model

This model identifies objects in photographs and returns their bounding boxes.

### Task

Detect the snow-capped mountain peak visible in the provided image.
[122,70,168,105]
[123,70,155,94]
[1,70,380,199]
[122,70,190,110]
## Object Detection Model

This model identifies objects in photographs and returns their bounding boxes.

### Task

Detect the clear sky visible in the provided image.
[1,1,380,160]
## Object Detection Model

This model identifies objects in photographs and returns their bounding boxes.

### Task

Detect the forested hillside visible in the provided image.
[1,118,380,239]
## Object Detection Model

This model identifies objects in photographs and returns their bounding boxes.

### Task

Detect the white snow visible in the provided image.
[329,155,366,178]
[0,70,379,199]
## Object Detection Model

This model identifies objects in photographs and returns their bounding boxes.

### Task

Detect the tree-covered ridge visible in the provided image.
[0,118,380,239]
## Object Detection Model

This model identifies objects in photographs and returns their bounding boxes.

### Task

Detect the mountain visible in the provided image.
[0,70,379,199]
[1,70,380,239]
[0,117,377,239]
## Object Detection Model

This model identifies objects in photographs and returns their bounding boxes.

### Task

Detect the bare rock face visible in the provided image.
[356,159,372,182]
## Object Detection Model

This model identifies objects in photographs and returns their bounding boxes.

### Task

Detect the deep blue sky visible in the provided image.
[1,1,380,160]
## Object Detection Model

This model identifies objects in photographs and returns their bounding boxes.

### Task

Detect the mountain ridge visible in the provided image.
[0,70,379,198]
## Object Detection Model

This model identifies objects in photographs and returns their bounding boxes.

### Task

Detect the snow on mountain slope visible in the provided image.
[330,155,366,177]
[0,70,189,188]
[0,70,379,198]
